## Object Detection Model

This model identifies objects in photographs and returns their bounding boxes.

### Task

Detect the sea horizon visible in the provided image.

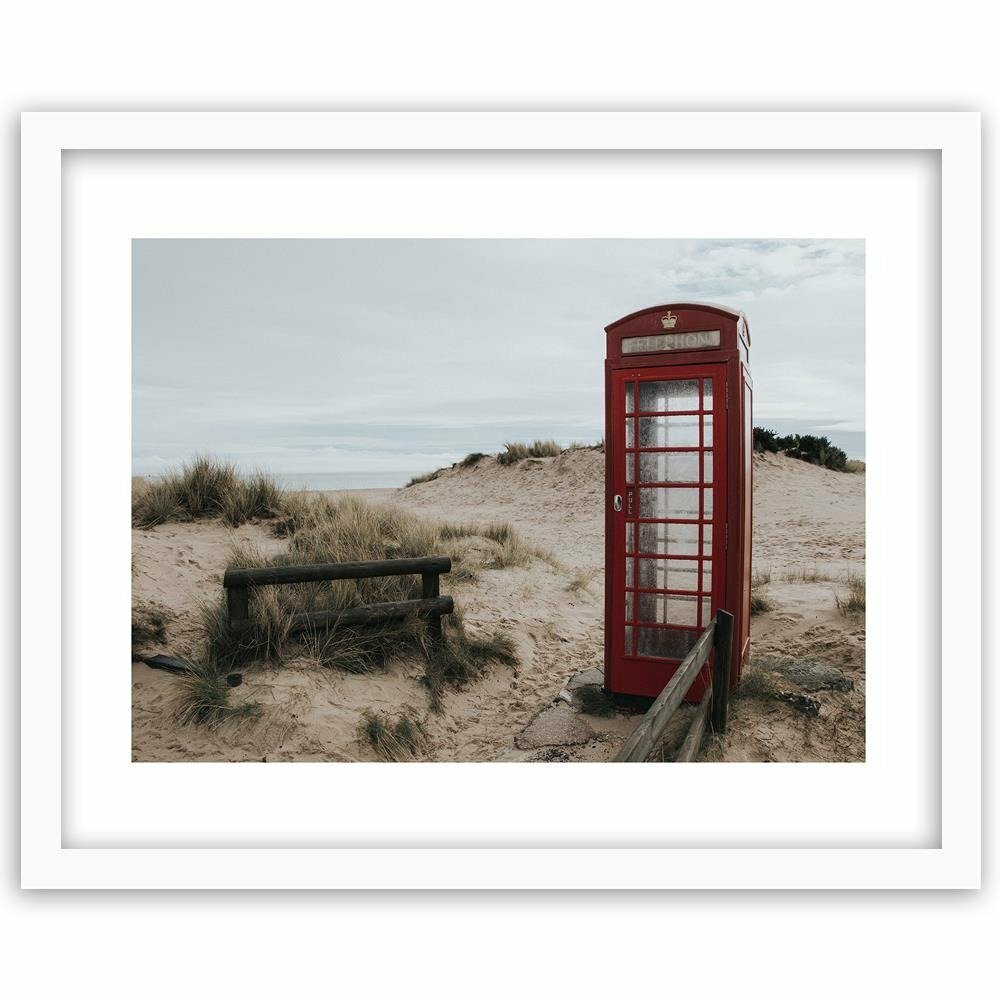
[132,470,414,491]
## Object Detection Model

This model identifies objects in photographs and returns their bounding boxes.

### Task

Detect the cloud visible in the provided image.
[132,238,865,473]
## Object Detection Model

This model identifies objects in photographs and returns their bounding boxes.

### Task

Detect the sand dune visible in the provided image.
[131,449,865,762]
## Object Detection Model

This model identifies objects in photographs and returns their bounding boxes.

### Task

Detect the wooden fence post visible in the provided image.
[227,585,249,627]
[422,571,443,647]
[711,609,734,733]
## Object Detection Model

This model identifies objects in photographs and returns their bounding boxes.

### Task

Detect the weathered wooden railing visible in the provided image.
[614,609,734,763]
[222,556,453,643]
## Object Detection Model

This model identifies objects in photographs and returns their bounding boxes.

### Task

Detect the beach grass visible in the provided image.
[132,456,283,528]
[835,572,866,616]
[131,599,173,647]
[423,615,518,710]
[497,439,562,465]
[781,564,836,583]
[357,708,428,761]
[404,468,443,487]
[138,459,586,722]
[170,658,260,727]
[574,685,618,717]
[737,658,783,700]
[186,494,523,713]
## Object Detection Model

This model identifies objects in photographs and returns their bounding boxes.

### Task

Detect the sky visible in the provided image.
[132,238,865,482]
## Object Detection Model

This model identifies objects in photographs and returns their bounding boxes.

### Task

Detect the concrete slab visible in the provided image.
[514,702,595,750]
[566,666,604,691]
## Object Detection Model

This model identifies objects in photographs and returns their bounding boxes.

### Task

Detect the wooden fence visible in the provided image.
[613,609,734,762]
[222,555,453,644]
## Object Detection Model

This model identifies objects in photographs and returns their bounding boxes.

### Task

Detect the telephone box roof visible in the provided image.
[605,302,749,345]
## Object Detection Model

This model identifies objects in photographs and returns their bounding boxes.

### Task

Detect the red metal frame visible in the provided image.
[604,304,752,700]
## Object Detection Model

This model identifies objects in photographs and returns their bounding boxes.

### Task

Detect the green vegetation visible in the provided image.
[357,709,429,761]
[459,452,486,467]
[132,456,283,528]
[752,427,850,472]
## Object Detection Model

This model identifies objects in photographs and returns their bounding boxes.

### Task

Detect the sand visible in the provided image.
[131,449,865,762]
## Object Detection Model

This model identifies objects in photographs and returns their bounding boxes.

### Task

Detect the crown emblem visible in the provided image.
[661,311,678,329]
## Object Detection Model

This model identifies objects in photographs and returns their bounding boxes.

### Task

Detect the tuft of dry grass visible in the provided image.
[844,459,866,474]
[749,588,774,615]
[221,471,284,527]
[566,568,598,593]
[574,685,617,717]
[404,468,444,487]
[483,521,531,568]
[309,614,430,675]
[170,658,260,727]
[132,456,283,528]
[438,521,481,540]
[357,709,428,761]
[132,599,173,648]
[751,567,772,587]
[459,452,486,467]
[423,614,519,711]
[439,518,560,570]
[497,439,563,465]
[737,658,783,700]
[781,564,836,583]
[497,442,530,465]
[835,572,866,616]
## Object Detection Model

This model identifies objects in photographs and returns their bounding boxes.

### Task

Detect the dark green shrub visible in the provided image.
[752,429,849,471]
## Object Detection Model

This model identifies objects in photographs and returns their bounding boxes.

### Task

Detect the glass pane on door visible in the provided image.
[638,452,699,484]
[638,379,699,413]
[638,416,699,448]
[621,368,719,662]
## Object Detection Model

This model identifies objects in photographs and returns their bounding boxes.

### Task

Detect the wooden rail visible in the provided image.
[222,555,453,643]
[614,609,734,763]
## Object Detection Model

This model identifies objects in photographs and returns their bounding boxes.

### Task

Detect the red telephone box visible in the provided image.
[604,303,752,700]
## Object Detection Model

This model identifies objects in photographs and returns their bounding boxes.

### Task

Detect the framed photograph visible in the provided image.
[21,111,980,888]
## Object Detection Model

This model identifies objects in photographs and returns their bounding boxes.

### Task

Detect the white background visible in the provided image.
[62,149,936,852]
[3,3,996,999]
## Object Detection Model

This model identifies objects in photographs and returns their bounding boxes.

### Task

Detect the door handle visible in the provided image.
[613,494,623,512]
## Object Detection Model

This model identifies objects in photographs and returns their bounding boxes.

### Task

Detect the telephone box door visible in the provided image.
[607,365,727,699]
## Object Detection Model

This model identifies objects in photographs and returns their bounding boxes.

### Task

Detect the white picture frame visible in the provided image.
[21,111,980,889]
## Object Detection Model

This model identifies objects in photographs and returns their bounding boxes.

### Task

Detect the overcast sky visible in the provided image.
[132,238,865,479]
